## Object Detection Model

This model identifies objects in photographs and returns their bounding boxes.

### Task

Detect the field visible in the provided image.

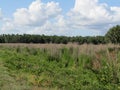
[0,43,120,90]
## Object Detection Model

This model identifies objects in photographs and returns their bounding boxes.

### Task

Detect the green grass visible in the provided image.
[0,44,120,90]
[0,59,30,90]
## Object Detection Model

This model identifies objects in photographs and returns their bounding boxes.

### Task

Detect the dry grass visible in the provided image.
[0,43,113,48]
[0,43,119,53]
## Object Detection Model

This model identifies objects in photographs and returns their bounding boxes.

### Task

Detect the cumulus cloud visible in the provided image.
[2,19,13,31]
[27,15,69,35]
[1,0,62,34]
[67,0,120,35]
[14,0,61,26]
[74,0,111,23]
[1,0,120,36]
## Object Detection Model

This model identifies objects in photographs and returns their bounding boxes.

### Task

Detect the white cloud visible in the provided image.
[67,0,120,35]
[73,0,111,21]
[14,0,61,26]
[1,0,62,34]
[2,19,14,31]
[1,0,120,36]
[27,15,69,35]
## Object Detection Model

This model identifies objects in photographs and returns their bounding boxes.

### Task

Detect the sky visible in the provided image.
[0,0,120,36]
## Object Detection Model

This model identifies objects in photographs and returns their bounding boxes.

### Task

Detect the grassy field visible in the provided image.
[0,43,120,90]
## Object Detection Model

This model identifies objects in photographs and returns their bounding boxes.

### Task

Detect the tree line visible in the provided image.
[0,25,119,44]
[0,34,106,44]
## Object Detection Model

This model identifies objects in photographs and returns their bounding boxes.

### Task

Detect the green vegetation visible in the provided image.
[0,44,120,90]
[0,25,120,89]
[0,34,106,44]
[0,25,120,44]
[105,25,120,44]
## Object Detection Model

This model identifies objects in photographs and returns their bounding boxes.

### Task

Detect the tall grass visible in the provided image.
[0,44,120,90]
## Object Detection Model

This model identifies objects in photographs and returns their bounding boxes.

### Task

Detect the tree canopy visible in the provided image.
[0,34,106,44]
[0,25,119,44]
[105,25,120,44]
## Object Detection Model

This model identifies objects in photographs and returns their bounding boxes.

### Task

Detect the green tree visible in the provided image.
[105,25,120,44]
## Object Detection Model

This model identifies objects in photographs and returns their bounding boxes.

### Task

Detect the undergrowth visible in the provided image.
[0,44,120,90]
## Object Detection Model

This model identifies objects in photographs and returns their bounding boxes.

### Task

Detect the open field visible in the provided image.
[0,44,120,90]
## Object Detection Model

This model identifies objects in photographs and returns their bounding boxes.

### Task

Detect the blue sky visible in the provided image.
[0,0,120,36]
[0,0,74,17]
[100,0,120,6]
[0,0,119,17]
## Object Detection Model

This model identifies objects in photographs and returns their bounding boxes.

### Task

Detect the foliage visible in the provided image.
[0,25,120,44]
[0,44,120,89]
[105,25,120,44]
[0,34,106,44]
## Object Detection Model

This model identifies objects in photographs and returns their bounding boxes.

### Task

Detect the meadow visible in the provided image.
[0,43,120,90]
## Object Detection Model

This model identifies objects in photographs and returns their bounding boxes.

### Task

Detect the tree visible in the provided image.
[105,25,120,44]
